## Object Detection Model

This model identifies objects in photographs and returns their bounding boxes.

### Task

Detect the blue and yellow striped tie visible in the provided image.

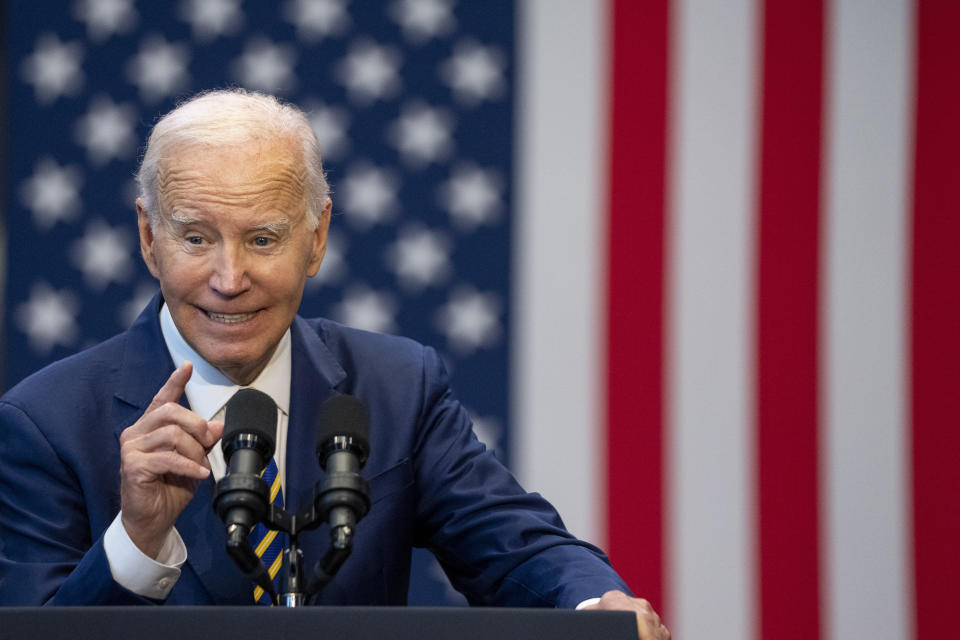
[250,457,285,605]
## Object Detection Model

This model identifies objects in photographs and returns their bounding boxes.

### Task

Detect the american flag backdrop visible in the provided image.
[2,1,959,639]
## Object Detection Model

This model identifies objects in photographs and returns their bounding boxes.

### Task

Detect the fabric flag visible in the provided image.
[3,2,959,639]
[515,1,958,639]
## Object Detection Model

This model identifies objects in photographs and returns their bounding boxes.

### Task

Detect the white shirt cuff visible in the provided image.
[576,597,602,610]
[103,512,186,600]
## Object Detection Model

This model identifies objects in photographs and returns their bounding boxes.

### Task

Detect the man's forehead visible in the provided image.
[158,139,305,192]
[158,135,304,173]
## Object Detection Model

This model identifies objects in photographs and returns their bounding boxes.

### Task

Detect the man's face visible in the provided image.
[137,138,329,385]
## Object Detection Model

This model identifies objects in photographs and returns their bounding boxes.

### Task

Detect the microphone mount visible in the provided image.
[214,392,372,607]
[249,467,370,606]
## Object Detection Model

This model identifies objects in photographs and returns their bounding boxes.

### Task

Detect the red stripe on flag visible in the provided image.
[911,1,960,636]
[754,2,824,639]
[604,0,669,610]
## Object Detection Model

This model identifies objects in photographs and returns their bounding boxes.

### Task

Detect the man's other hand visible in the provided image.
[119,362,223,558]
[584,590,670,640]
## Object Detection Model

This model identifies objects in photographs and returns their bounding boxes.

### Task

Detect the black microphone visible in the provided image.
[307,393,372,597]
[212,388,278,600]
[216,388,277,529]
[314,393,371,544]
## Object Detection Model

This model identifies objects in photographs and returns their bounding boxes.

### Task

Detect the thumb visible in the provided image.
[146,361,193,412]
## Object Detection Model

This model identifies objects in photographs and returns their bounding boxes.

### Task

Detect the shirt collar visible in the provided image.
[159,303,291,421]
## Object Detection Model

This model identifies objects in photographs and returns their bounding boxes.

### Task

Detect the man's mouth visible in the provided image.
[206,310,257,324]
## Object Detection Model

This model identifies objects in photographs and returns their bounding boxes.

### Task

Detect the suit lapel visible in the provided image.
[284,317,346,574]
[111,294,175,438]
[286,316,346,509]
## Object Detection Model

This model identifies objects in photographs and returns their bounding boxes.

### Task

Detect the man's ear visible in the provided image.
[136,199,161,279]
[306,198,333,277]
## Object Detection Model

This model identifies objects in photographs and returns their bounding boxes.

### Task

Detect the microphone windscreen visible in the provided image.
[316,393,370,449]
[223,388,278,452]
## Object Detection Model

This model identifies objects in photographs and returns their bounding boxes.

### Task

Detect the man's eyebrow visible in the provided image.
[251,220,292,235]
[169,212,201,226]
[166,214,290,235]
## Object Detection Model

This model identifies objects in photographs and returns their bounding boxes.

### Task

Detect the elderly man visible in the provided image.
[0,90,667,639]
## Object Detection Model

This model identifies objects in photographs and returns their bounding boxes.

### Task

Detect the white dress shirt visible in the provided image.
[103,303,291,599]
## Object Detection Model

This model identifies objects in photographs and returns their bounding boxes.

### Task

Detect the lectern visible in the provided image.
[0,607,637,640]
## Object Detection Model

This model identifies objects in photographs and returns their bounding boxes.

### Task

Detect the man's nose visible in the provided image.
[209,245,251,295]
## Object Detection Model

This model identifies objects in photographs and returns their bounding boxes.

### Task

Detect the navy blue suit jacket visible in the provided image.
[0,296,629,606]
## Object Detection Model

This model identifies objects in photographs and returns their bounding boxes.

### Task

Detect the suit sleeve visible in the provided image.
[409,347,632,608]
[0,401,156,605]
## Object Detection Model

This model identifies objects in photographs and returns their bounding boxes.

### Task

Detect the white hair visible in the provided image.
[136,88,328,229]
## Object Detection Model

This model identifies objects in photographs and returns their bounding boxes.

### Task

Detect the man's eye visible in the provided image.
[254,236,271,247]
[186,236,203,245]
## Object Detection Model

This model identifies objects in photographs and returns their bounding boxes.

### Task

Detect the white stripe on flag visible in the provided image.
[666,0,757,638]
[512,0,608,545]
[821,1,913,639]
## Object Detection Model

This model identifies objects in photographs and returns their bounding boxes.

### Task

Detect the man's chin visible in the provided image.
[194,345,271,385]
[211,361,266,386]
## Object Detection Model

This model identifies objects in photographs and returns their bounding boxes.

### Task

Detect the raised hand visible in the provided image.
[119,362,223,558]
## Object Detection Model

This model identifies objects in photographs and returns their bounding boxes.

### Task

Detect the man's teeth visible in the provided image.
[207,311,255,323]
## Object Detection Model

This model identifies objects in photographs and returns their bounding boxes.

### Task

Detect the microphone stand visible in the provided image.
[217,467,370,606]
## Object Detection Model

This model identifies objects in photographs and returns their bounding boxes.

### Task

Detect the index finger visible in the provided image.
[146,361,193,413]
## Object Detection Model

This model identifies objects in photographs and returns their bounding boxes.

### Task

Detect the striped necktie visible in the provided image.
[250,457,285,605]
